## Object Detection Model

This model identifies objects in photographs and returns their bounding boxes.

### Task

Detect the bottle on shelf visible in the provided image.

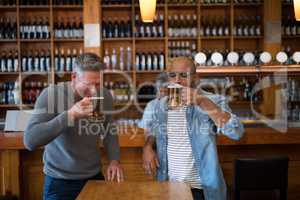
[103,46,132,71]
[20,0,49,5]
[168,41,197,58]
[54,17,84,39]
[135,51,165,71]
[0,17,17,40]
[233,15,262,37]
[55,48,78,72]
[0,82,19,105]
[134,14,164,38]
[0,50,19,72]
[21,49,51,72]
[102,17,132,38]
[0,0,16,5]
[168,14,197,38]
[282,15,300,36]
[20,16,50,40]
[23,81,48,105]
[201,15,230,37]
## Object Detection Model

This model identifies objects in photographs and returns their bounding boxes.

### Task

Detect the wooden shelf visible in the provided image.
[233,3,263,6]
[168,37,197,40]
[200,3,230,7]
[197,66,258,74]
[0,72,19,75]
[102,38,133,42]
[54,38,84,42]
[135,70,163,74]
[52,5,83,9]
[20,39,51,43]
[0,6,17,10]
[135,37,165,41]
[234,36,263,39]
[167,3,197,8]
[103,70,134,74]
[19,5,50,9]
[201,36,231,40]
[197,65,300,74]
[282,35,300,39]
[0,39,17,43]
[102,4,132,8]
[21,72,50,75]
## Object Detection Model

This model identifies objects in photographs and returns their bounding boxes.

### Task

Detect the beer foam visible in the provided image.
[90,97,104,100]
[167,83,184,89]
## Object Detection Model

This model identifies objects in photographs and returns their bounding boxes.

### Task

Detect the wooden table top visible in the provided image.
[76,181,193,200]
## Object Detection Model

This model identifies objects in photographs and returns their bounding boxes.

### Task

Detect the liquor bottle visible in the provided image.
[60,48,65,71]
[103,18,132,38]
[119,47,125,71]
[0,0,16,5]
[135,52,165,71]
[0,17,17,39]
[103,49,110,70]
[20,17,50,39]
[54,48,60,71]
[126,47,132,71]
[66,48,72,72]
[111,48,117,70]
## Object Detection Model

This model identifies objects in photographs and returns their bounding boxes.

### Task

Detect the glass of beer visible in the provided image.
[89,96,105,122]
[167,83,184,109]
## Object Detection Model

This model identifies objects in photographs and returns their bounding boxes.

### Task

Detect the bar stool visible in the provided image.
[233,156,289,200]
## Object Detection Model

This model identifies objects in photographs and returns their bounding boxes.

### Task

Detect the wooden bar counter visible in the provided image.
[1,127,300,200]
[76,181,193,200]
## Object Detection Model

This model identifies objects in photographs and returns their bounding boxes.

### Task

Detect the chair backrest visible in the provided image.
[0,195,18,200]
[233,156,289,191]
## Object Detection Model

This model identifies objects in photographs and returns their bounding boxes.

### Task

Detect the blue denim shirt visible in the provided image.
[139,94,244,200]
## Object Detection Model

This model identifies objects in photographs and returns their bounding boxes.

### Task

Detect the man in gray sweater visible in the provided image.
[24,53,123,200]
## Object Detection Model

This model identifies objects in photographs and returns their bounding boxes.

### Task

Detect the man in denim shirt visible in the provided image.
[139,57,244,200]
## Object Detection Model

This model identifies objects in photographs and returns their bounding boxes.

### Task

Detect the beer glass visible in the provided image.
[167,83,184,109]
[89,96,105,122]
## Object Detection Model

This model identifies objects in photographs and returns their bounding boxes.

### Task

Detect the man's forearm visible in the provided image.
[144,135,156,149]
[196,95,231,127]
[24,111,68,150]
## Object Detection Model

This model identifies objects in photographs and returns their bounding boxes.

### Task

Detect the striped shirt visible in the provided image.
[167,106,202,189]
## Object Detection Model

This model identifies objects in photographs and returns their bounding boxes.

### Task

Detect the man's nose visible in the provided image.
[175,75,181,84]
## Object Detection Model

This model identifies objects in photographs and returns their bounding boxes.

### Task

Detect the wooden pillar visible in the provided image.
[262,0,282,117]
[0,150,20,198]
[83,0,101,56]
[264,0,282,55]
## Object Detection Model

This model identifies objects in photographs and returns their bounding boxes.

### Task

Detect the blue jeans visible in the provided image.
[43,172,105,200]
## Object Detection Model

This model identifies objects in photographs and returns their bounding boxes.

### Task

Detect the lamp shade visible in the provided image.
[294,0,300,21]
[139,0,157,23]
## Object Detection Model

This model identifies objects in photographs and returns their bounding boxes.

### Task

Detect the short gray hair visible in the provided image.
[74,53,104,75]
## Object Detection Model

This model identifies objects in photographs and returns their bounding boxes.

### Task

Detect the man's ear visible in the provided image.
[71,72,76,81]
